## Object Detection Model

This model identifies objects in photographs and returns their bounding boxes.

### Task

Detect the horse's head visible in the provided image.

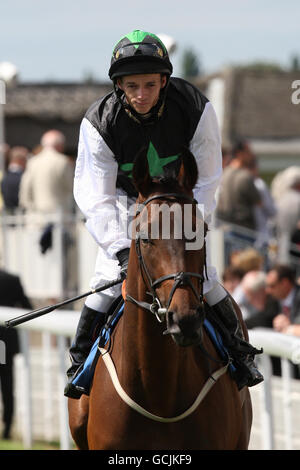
[129,147,207,347]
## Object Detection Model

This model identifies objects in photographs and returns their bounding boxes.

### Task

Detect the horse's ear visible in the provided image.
[177,148,198,192]
[132,147,152,197]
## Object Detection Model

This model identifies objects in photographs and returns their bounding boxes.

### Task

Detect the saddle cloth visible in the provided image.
[72,299,235,395]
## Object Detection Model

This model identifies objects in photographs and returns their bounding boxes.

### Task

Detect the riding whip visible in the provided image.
[5,277,123,328]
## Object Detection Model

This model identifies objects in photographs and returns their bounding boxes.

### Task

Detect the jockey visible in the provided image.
[64,30,263,398]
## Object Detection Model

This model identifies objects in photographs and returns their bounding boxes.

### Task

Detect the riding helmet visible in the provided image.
[108,30,173,80]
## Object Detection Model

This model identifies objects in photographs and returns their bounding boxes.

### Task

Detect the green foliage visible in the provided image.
[181,48,201,78]
[0,438,60,450]
[290,54,300,71]
[236,61,284,72]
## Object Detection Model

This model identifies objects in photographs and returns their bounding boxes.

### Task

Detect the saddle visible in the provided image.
[71,298,236,395]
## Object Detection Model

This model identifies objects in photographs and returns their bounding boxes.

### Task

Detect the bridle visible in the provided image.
[126,192,207,323]
[98,192,230,422]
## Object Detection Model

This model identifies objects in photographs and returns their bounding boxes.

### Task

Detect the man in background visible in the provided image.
[19,130,74,215]
[18,130,75,292]
[0,269,32,439]
[216,140,262,264]
[216,140,261,232]
[266,264,300,336]
[1,146,29,213]
[239,270,279,329]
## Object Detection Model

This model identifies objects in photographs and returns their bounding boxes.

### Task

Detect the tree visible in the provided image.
[237,61,283,72]
[181,48,202,78]
[290,55,300,71]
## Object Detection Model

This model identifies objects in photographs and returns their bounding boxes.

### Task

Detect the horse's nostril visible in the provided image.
[167,310,202,338]
[164,311,181,335]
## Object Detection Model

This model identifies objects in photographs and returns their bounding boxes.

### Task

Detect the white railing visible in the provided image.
[1,308,300,449]
[249,329,300,450]
[0,212,98,299]
[1,213,299,304]
[0,306,79,449]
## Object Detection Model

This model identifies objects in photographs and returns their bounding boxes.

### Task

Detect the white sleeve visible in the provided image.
[74,117,131,257]
[189,101,222,224]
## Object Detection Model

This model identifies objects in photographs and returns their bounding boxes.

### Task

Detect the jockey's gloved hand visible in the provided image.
[116,248,130,280]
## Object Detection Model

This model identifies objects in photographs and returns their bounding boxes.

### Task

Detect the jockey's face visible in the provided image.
[117,73,167,115]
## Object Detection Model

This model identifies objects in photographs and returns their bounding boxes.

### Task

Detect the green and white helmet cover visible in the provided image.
[109,30,173,80]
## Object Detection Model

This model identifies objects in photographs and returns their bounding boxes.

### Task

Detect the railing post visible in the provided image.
[19,330,33,449]
[208,228,225,280]
[259,354,274,450]
[57,335,71,450]
[281,358,293,450]
[42,332,54,441]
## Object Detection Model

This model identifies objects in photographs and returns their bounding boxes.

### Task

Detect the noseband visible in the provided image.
[126,193,206,322]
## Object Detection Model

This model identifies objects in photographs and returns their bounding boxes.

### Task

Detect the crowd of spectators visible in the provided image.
[0,133,299,436]
[222,250,300,377]
[216,140,300,376]
[1,136,298,330]
[223,250,300,337]
[0,135,299,322]
[216,140,300,322]
[0,130,77,284]
[216,141,300,270]
[217,145,300,372]
[1,135,299,268]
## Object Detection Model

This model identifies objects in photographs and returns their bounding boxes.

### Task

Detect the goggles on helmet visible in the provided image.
[113,42,166,61]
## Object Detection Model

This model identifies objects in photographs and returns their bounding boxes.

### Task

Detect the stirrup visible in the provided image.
[231,356,264,390]
[64,364,87,399]
[64,381,87,399]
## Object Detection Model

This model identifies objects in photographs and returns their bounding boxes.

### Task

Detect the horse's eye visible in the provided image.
[138,230,150,244]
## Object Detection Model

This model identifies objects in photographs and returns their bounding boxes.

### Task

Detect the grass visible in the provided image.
[0,439,60,450]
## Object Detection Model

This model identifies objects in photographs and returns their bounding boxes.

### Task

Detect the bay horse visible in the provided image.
[68,148,252,450]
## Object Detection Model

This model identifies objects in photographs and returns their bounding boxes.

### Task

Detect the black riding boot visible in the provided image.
[64,305,106,399]
[209,295,264,390]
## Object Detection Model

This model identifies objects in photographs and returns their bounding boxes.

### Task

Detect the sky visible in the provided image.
[0,0,299,83]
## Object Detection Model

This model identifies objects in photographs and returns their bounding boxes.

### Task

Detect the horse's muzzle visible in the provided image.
[164,307,204,347]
